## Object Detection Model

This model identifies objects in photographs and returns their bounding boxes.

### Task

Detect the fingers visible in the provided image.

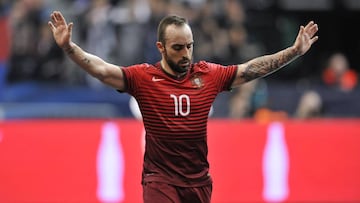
[54,11,66,23]
[304,21,318,37]
[53,11,61,22]
[48,21,55,32]
[49,11,66,25]
[302,21,319,45]
[299,25,304,35]
[310,36,319,44]
[304,21,315,29]
[68,22,73,33]
[49,10,73,33]
[50,12,57,24]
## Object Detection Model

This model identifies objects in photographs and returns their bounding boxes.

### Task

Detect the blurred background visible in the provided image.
[0,0,359,119]
[0,0,360,203]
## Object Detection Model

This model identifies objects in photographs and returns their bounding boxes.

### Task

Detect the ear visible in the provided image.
[156,41,165,54]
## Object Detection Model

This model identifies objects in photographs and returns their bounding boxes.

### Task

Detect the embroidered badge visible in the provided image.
[191,74,204,89]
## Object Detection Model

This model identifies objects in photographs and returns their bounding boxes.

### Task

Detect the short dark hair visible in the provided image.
[157,15,188,45]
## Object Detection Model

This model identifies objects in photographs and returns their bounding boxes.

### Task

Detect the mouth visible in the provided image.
[179,60,190,67]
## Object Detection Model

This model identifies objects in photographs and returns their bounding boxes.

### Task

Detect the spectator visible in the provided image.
[294,90,323,119]
[7,0,66,83]
[322,52,358,92]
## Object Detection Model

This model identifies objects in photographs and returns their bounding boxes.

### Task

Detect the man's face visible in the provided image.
[161,24,194,74]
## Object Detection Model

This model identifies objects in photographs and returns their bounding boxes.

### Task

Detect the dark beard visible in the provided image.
[166,58,189,73]
[164,50,191,74]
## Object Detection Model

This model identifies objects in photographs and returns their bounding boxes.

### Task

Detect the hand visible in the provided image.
[48,11,73,49]
[293,21,319,55]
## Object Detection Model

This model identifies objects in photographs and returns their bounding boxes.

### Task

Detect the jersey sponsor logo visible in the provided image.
[152,76,165,82]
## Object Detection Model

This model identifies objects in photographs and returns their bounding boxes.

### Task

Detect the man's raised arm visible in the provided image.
[48,11,126,90]
[231,21,319,88]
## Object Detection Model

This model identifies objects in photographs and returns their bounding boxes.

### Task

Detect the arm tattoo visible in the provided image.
[82,57,90,64]
[64,47,75,55]
[241,47,299,82]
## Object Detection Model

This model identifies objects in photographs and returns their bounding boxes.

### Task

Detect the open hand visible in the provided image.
[294,21,319,55]
[48,11,73,49]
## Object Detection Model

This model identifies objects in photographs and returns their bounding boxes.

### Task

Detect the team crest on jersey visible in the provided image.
[190,74,204,89]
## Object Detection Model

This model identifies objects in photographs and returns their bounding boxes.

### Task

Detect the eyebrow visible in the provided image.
[171,42,194,48]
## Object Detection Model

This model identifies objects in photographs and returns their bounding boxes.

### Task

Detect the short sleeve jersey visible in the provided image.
[121,60,237,187]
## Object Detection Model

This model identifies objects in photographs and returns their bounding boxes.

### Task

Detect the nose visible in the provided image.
[182,46,191,59]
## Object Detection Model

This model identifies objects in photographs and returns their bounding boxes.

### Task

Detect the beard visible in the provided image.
[164,51,191,74]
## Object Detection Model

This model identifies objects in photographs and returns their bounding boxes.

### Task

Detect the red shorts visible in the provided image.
[143,182,212,203]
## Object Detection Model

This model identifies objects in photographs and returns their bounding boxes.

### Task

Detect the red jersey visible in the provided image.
[121,61,237,187]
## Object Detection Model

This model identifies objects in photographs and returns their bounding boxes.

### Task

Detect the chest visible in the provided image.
[135,73,216,117]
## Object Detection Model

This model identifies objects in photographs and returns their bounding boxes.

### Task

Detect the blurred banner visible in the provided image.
[0,17,10,61]
[0,119,359,203]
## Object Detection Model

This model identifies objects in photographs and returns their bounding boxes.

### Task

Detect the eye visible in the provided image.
[186,43,194,49]
[172,44,185,51]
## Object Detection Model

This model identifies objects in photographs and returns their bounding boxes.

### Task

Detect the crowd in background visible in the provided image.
[0,0,359,119]
[4,0,267,84]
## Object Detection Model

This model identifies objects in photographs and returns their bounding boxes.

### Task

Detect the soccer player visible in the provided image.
[48,11,318,203]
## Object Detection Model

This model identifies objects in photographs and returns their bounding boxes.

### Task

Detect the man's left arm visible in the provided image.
[231,21,319,88]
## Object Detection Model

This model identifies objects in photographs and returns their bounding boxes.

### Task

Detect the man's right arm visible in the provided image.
[63,42,126,90]
[48,11,126,91]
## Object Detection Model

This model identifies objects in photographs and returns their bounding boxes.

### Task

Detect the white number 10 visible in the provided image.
[170,94,190,116]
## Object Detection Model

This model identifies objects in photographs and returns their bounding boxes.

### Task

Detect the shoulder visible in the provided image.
[192,61,212,73]
[122,63,159,74]
[125,63,154,70]
[192,60,235,73]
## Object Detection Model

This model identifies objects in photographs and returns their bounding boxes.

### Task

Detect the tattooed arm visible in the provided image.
[48,11,125,90]
[231,21,319,88]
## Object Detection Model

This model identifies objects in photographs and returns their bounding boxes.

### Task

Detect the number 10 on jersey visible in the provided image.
[170,94,190,116]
